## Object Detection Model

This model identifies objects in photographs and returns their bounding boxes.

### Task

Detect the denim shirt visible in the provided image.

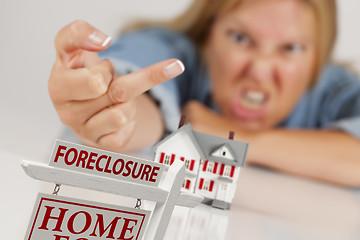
[99,27,360,139]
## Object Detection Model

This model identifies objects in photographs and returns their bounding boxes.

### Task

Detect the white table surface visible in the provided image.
[1,148,359,240]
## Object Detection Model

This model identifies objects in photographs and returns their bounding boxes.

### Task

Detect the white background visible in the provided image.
[0,0,359,161]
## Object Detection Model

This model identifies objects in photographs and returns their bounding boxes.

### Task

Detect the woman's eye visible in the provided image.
[229,31,250,45]
[283,44,304,53]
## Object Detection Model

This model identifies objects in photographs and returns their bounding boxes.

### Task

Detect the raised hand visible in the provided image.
[49,21,184,151]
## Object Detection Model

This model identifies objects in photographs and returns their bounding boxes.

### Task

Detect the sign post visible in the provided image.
[21,140,203,240]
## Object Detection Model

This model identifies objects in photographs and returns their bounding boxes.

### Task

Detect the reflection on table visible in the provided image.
[164,205,229,240]
[2,149,360,240]
[162,166,360,240]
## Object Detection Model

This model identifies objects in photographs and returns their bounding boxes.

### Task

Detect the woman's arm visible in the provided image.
[247,129,360,187]
[183,101,360,187]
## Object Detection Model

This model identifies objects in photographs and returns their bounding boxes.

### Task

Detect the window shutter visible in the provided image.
[203,160,208,171]
[159,152,165,164]
[190,160,195,171]
[170,154,176,165]
[186,179,191,189]
[209,180,214,192]
[213,162,218,173]
[230,166,235,178]
[220,164,225,176]
[199,178,204,189]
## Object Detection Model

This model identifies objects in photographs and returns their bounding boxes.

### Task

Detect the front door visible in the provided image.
[216,182,227,201]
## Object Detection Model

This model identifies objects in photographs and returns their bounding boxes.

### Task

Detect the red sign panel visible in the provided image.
[25,193,150,240]
[49,140,163,187]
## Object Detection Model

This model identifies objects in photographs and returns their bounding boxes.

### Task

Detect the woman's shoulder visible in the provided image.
[122,26,185,38]
[317,64,360,89]
[312,64,360,137]
[310,63,360,107]
[309,63,360,103]
[282,63,360,129]
[310,63,360,117]
[118,26,196,51]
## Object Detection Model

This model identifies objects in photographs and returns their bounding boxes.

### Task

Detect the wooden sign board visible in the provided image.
[24,193,150,240]
[50,140,163,187]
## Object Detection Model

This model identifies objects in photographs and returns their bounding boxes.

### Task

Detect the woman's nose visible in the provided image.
[246,57,275,83]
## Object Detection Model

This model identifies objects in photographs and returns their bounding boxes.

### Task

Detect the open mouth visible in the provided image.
[241,91,266,109]
[232,90,268,120]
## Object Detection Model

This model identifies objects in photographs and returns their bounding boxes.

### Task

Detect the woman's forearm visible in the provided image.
[183,101,360,186]
[245,129,360,187]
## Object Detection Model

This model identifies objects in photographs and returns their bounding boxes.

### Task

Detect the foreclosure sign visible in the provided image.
[50,140,163,187]
[25,194,150,240]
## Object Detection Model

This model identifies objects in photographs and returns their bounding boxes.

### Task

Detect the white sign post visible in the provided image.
[21,140,203,240]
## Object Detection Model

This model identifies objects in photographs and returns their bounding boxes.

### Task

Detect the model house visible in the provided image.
[152,120,248,210]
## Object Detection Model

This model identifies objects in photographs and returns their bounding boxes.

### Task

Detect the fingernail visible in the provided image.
[89,30,111,47]
[164,60,185,78]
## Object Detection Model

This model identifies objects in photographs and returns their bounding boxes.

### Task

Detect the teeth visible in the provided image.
[246,91,265,103]
[242,91,265,108]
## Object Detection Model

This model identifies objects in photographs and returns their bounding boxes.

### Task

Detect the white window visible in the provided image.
[164,155,170,165]
[211,144,235,160]
[223,165,231,177]
[182,179,186,188]
[199,178,214,192]
[185,159,190,169]
[203,181,209,191]
[207,162,214,172]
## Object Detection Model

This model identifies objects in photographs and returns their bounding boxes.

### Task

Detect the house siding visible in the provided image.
[153,124,247,209]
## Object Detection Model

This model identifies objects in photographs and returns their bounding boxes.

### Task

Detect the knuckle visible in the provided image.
[99,134,127,150]
[48,68,62,100]
[99,122,135,150]
[70,20,87,33]
[48,87,62,102]
[147,69,162,86]
[54,35,61,49]
[126,101,137,121]
[48,85,65,102]
[110,83,127,102]
[77,125,92,141]
[68,20,87,46]
[83,68,107,97]
[111,138,127,150]
[47,80,58,100]
[59,109,75,126]
[102,59,115,74]
[109,108,126,129]
[58,104,77,126]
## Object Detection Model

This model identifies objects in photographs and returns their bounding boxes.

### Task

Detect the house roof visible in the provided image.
[153,124,249,167]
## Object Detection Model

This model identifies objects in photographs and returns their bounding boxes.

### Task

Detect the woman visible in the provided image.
[48,0,360,186]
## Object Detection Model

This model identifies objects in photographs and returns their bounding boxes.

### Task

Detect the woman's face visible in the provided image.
[205,0,317,131]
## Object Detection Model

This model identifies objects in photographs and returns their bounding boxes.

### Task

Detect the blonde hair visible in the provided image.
[126,0,337,84]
